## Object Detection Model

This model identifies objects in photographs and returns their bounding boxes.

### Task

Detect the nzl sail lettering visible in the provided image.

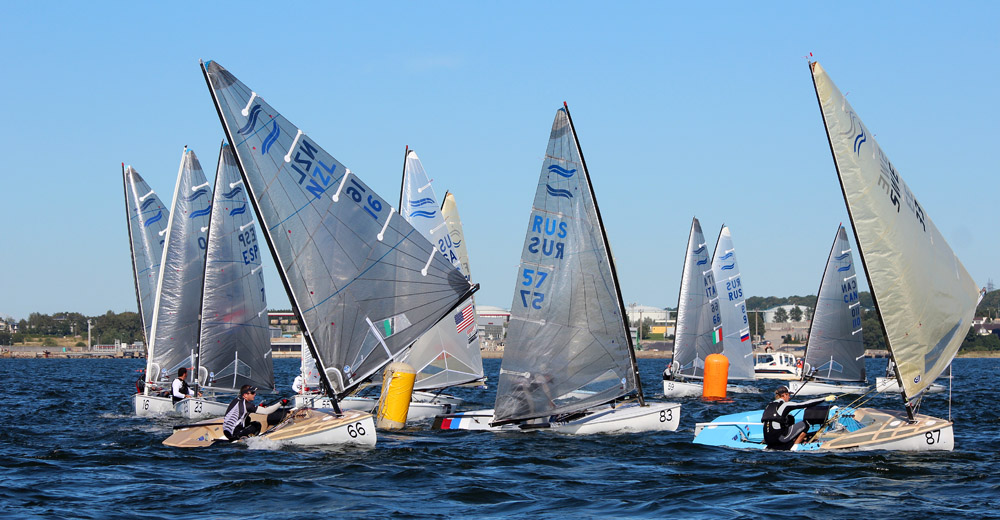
[287,138,337,200]
[527,216,567,260]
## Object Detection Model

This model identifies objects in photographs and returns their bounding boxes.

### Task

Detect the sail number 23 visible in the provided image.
[520,268,548,309]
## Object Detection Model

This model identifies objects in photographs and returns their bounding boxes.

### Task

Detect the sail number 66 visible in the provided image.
[347,422,367,438]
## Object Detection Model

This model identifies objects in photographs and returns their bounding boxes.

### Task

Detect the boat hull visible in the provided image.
[662,379,758,397]
[788,380,870,396]
[132,394,176,416]
[875,377,946,394]
[292,394,452,421]
[693,406,954,452]
[175,397,230,419]
[162,408,376,448]
[433,401,682,434]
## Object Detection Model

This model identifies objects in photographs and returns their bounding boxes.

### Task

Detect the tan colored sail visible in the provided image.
[811,61,978,399]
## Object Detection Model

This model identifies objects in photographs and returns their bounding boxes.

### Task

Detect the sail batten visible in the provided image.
[494,106,638,424]
[201,60,476,399]
[810,61,979,400]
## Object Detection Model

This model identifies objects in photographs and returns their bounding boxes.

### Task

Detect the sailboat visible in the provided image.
[164,60,477,447]
[124,165,171,413]
[174,142,277,419]
[133,148,213,416]
[395,148,483,408]
[433,104,680,433]
[662,217,724,397]
[693,61,979,451]
[711,225,759,391]
[786,225,869,396]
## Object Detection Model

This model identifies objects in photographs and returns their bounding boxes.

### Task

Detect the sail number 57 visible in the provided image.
[520,268,547,309]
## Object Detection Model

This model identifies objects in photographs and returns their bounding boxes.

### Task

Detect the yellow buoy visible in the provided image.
[702,353,729,399]
[376,362,416,429]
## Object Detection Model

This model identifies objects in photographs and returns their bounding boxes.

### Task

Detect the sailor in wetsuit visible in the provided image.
[222,385,286,441]
[171,367,202,404]
[761,385,835,450]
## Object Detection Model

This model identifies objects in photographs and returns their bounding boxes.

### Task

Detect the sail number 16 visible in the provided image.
[520,268,548,309]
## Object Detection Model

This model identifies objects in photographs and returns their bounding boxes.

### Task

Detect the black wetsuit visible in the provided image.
[761,397,826,450]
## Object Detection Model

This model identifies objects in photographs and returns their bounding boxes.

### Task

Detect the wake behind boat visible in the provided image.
[433,104,680,434]
[693,61,980,452]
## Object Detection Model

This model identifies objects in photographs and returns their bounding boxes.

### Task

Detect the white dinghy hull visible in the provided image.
[163,408,376,448]
[788,380,870,396]
[552,401,680,434]
[662,379,705,397]
[293,394,452,421]
[133,394,176,416]
[175,397,230,419]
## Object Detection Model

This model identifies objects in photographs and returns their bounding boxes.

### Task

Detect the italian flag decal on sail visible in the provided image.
[712,327,723,344]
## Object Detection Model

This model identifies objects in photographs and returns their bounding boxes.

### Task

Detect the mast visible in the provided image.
[799,223,843,382]
[562,102,645,406]
[123,164,147,347]
[808,61,912,419]
[398,145,408,212]
[199,61,338,403]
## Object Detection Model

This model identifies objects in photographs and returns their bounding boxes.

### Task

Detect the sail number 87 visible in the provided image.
[520,269,547,309]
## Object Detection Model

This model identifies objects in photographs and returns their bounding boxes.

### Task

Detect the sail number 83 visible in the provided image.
[520,268,548,309]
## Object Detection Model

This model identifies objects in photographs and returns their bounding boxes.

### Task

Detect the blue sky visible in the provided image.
[1,2,997,320]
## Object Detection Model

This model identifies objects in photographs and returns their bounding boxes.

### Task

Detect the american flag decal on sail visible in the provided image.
[454,304,475,333]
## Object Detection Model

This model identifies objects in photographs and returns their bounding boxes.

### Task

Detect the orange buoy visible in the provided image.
[703,353,729,399]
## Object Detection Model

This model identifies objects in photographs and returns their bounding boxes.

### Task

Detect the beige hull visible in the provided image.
[812,407,953,451]
[163,408,376,448]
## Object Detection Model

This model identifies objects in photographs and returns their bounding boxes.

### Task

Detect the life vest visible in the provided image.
[761,399,794,443]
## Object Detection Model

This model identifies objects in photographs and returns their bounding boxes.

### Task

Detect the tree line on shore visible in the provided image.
[3,290,999,352]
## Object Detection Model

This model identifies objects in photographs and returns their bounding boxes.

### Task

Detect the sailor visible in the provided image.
[171,367,202,404]
[292,374,305,394]
[761,385,834,450]
[222,385,286,441]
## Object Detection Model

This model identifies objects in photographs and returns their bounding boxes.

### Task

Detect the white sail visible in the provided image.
[711,225,754,380]
[146,148,212,385]
[494,105,640,424]
[811,61,979,399]
[670,217,722,379]
[196,142,275,393]
[201,60,477,398]
[802,225,866,382]
[397,149,484,390]
[123,165,169,345]
[441,191,473,281]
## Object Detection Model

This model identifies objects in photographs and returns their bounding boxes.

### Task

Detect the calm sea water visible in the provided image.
[1,357,998,519]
